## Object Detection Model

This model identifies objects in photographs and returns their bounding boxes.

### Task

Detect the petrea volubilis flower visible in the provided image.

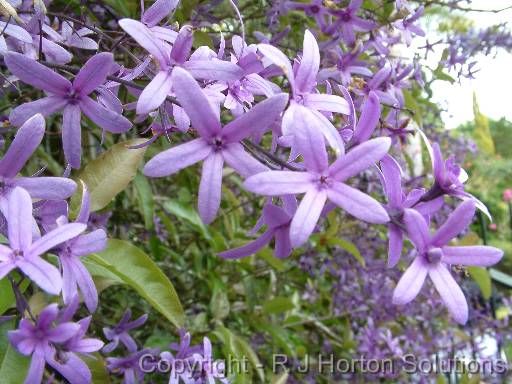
[0,187,85,295]
[5,52,132,168]
[103,309,148,353]
[392,200,503,324]
[144,67,288,224]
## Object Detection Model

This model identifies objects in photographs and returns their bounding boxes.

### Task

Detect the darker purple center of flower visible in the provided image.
[212,137,224,151]
[34,329,46,339]
[426,247,443,264]
[12,249,23,259]
[67,89,81,105]
[310,5,320,13]
[341,11,352,22]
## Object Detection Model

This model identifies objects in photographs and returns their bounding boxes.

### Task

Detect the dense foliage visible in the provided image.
[0,0,510,383]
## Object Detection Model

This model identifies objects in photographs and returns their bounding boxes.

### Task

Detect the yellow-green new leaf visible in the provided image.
[76,139,147,212]
[90,239,184,328]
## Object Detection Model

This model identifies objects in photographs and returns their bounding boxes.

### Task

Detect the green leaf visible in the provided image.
[134,173,154,229]
[472,93,495,155]
[73,139,147,212]
[193,30,214,49]
[467,267,492,299]
[210,280,230,321]
[327,238,365,267]
[271,371,289,384]
[489,268,512,288]
[83,353,111,384]
[236,336,265,382]
[0,343,30,384]
[262,297,294,315]
[90,239,185,328]
[163,200,211,239]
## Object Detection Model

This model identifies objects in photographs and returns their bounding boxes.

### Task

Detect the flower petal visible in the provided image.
[135,70,173,115]
[258,44,295,91]
[428,263,468,324]
[303,94,349,114]
[62,104,82,168]
[222,143,268,178]
[442,245,503,267]
[80,97,132,133]
[352,91,380,144]
[329,137,391,181]
[198,153,224,224]
[118,19,171,66]
[7,187,33,250]
[218,230,274,259]
[142,0,179,27]
[72,230,107,257]
[144,138,211,177]
[222,93,288,143]
[388,224,403,267]
[295,30,320,93]
[0,114,44,178]
[29,223,86,257]
[73,53,114,96]
[182,59,244,81]
[244,171,314,195]
[392,256,428,305]
[327,181,389,224]
[18,256,63,295]
[380,154,403,208]
[290,188,327,247]
[431,200,476,246]
[9,96,68,127]
[171,67,221,138]
[24,354,46,384]
[4,52,71,95]
[403,208,430,253]
[14,177,76,200]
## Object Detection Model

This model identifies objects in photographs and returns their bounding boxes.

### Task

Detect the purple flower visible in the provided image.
[144,67,288,224]
[141,0,180,28]
[379,155,443,266]
[194,337,229,384]
[0,187,86,295]
[8,301,102,384]
[103,310,148,353]
[325,0,376,45]
[219,197,296,259]
[393,6,425,46]
[392,200,503,324]
[106,348,157,384]
[245,115,390,247]
[259,30,349,154]
[5,52,132,168]
[0,114,76,206]
[58,185,107,313]
[119,19,243,115]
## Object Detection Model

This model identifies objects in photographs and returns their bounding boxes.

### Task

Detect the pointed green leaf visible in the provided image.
[90,239,185,328]
[467,266,492,299]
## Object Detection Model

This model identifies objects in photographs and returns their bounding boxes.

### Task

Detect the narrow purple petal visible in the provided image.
[9,96,68,127]
[73,53,114,96]
[14,177,77,200]
[222,143,268,178]
[142,0,179,27]
[29,223,86,257]
[431,200,476,246]
[198,153,224,224]
[263,204,291,228]
[244,171,314,195]
[7,187,33,250]
[392,256,428,305]
[80,97,132,133]
[222,93,288,143]
[403,208,430,253]
[170,25,193,64]
[62,104,82,168]
[442,246,503,267]
[48,353,91,384]
[0,114,44,178]
[47,323,80,343]
[429,263,468,324]
[295,30,320,93]
[432,143,446,183]
[4,52,71,95]
[61,256,78,306]
[290,188,327,247]
[72,229,107,256]
[388,224,403,267]
[352,91,380,144]
[218,230,274,259]
[134,70,173,115]
[171,67,221,138]
[329,137,391,181]
[274,227,292,258]
[18,257,62,294]
[293,105,328,173]
[258,44,295,91]
[303,94,349,114]
[380,154,403,208]
[118,19,171,66]
[72,258,98,312]
[181,60,244,81]
[308,109,345,154]
[144,138,211,177]
[24,354,46,384]
[327,182,389,224]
